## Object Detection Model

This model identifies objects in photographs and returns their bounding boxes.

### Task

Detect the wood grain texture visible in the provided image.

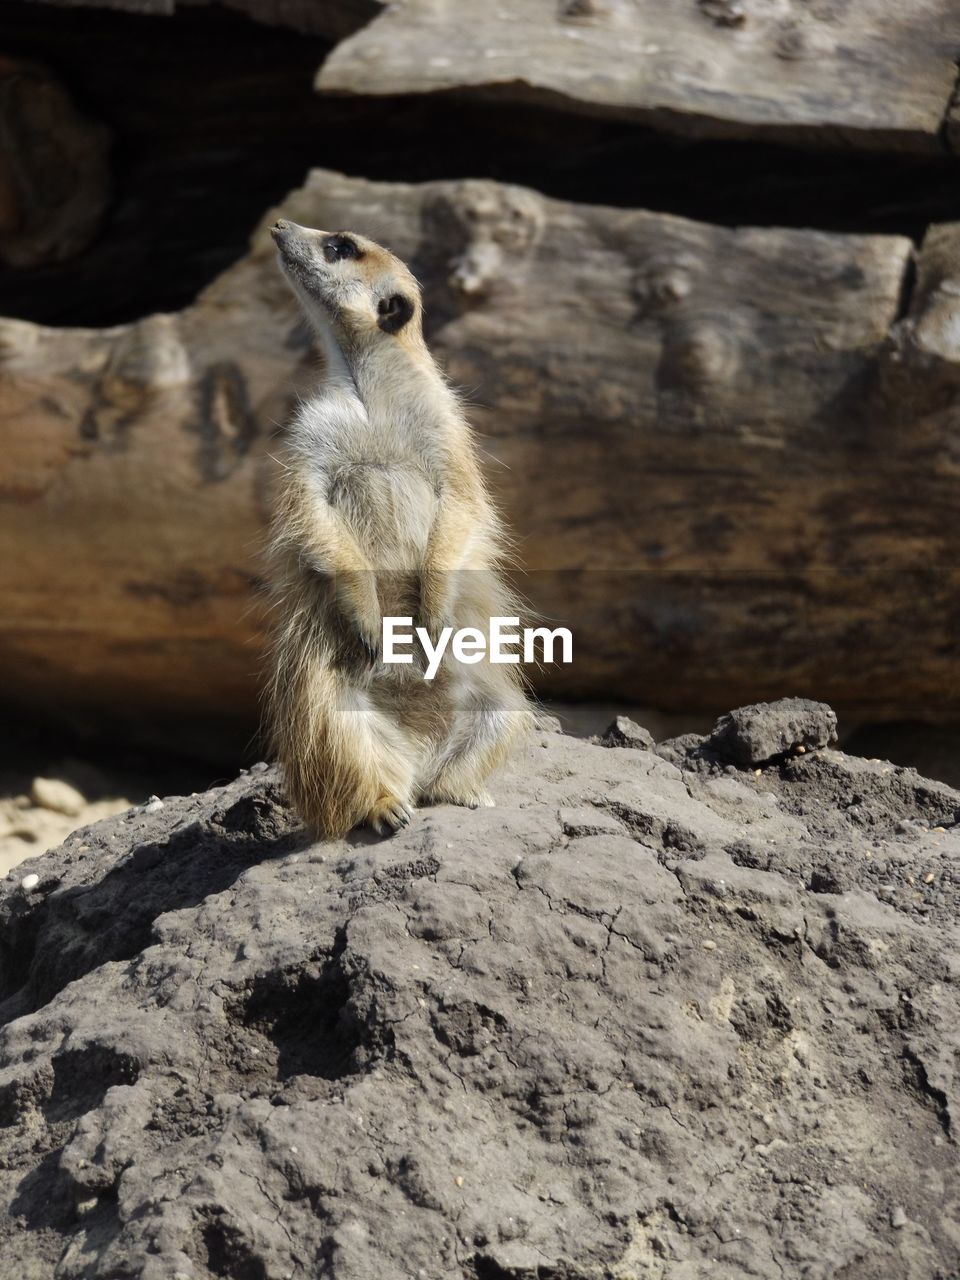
[6,170,958,734]
[316,0,960,152]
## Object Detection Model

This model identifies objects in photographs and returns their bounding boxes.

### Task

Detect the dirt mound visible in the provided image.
[0,702,958,1278]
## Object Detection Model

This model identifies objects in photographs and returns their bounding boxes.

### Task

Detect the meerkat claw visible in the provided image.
[358,631,380,666]
[367,797,414,836]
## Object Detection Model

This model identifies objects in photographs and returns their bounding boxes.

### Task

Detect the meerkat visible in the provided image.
[264,219,532,838]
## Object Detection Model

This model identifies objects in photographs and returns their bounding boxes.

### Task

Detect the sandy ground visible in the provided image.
[0,766,132,879]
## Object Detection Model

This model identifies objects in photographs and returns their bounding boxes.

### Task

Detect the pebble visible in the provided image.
[143,796,164,814]
[923,873,935,884]
[20,874,39,892]
[890,1205,907,1229]
[30,776,85,817]
[454,1175,464,1187]
[702,939,717,951]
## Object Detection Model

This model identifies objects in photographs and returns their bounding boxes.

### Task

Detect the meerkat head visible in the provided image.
[271,220,422,349]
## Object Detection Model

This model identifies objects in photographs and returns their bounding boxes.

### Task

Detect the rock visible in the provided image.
[0,718,958,1276]
[29,776,85,817]
[600,715,655,750]
[891,1205,908,1229]
[709,698,839,767]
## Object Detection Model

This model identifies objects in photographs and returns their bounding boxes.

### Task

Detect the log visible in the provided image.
[316,0,960,152]
[5,169,959,741]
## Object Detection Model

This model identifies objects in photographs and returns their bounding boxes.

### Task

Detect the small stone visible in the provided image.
[702,939,717,951]
[454,1175,464,1187]
[143,796,164,814]
[30,776,85,817]
[20,873,39,892]
[708,698,838,767]
[923,873,935,884]
[890,1205,907,1229]
[601,716,655,751]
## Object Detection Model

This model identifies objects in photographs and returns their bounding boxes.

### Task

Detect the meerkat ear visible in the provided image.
[377,293,414,335]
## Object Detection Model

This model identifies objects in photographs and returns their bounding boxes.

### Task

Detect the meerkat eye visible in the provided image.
[323,234,361,263]
[377,293,415,335]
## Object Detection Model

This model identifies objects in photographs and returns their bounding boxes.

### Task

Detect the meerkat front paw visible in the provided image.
[418,611,454,652]
[336,580,382,666]
[356,625,381,666]
[366,795,415,836]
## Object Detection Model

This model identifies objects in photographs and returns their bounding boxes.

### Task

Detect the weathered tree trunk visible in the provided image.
[4,169,958,734]
[316,0,960,153]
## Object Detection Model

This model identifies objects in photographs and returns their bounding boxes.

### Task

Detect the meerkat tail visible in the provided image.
[267,631,416,839]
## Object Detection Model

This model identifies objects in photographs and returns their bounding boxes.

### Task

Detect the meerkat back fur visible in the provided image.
[264,220,532,838]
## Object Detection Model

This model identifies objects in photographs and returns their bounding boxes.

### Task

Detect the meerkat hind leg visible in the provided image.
[420,691,525,810]
[338,682,419,837]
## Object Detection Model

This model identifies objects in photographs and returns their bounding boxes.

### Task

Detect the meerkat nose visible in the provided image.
[271,220,289,239]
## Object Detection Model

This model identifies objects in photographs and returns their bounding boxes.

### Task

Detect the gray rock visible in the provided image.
[709,697,838,766]
[600,715,655,750]
[0,721,957,1278]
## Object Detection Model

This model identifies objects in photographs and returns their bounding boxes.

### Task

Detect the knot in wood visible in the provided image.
[660,316,741,388]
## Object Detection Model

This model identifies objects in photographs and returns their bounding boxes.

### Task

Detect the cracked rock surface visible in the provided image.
[0,705,959,1278]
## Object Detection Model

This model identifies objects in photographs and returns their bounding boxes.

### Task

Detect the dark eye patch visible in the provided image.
[323,234,362,263]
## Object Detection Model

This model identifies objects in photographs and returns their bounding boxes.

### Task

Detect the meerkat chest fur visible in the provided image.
[289,328,478,572]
